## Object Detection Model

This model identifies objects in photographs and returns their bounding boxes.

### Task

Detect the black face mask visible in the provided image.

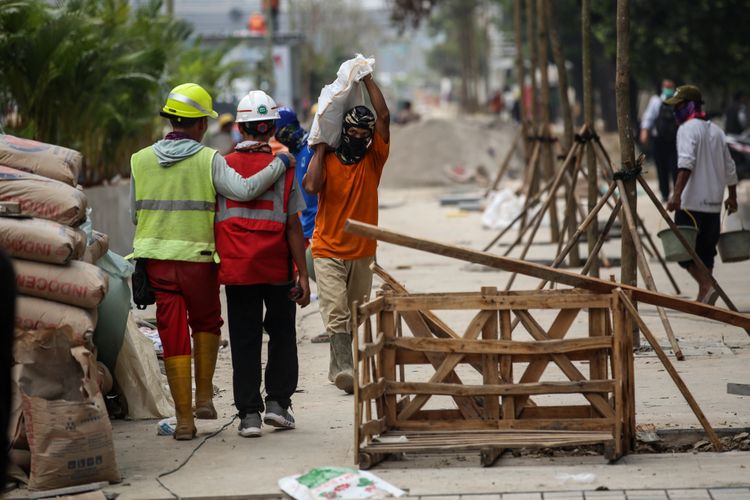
[336,132,371,165]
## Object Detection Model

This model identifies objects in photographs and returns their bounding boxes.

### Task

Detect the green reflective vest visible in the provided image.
[131,145,217,262]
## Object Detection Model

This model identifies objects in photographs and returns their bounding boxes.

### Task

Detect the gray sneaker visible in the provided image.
[238,412,262,438]
[263,401,295,430]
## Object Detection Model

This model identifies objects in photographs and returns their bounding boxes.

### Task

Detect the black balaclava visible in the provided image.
[336,106,376,165]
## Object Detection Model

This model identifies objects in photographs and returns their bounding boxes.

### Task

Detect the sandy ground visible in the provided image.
[9,121,750,499]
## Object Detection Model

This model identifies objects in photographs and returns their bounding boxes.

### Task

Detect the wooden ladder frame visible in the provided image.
[353,287,635,468]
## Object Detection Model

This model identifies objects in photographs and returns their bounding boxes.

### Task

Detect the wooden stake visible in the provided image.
[616,290,723,451]
[582,1,600,277]
[485,128,522,197]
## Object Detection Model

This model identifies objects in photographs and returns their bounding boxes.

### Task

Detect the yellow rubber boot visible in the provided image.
[193,332,220,419]
[165,355,196,440]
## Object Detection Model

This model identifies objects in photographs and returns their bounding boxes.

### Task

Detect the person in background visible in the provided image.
[665,85,738,304]
[724,91,748,135]
[130,83,293,440]
[215,90,310,438]
[205,113,235,156]
[275,106,325,342]
[640,79,679,202]
[303,73,390,394]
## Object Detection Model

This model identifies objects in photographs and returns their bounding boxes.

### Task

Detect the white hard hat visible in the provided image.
[236,90,280,123]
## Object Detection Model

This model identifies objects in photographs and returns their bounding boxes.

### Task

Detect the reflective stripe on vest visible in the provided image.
[215,172,289,225]
[135,200,215,211]
[131,145,217,262]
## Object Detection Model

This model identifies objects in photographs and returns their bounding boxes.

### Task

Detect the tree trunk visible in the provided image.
[525,0,538,122]
[537,0,560,243]
[513,0,529,160]
[545,0,573,153]
[582,0,599,277]
[615,0,640,346]
[546,0,578,264]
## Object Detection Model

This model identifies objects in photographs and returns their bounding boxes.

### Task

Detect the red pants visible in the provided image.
[146,260,223,358]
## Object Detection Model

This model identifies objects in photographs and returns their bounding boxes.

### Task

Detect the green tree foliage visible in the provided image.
[590,0,750,99]
[0,0,245,183]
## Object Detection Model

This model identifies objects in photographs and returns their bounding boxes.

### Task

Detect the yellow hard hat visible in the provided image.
[161,83,218,119]
[218,113,235,127]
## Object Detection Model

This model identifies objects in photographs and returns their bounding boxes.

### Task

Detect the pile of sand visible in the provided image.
[381,116,523,189]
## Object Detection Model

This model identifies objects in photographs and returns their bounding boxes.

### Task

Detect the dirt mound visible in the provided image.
[381,116,523,189]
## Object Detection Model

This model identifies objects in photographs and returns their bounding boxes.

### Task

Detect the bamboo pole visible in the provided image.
[485,128,522,197]
[526,0,538,123]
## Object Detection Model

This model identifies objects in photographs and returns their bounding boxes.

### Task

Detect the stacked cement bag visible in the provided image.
[0,136,107,347]
[0,133,82,186]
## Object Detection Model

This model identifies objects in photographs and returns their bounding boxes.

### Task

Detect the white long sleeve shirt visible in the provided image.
[677,119,738,213]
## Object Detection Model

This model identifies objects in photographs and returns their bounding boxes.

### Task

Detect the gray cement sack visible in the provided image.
[0,134,82,186]
[15,328,120,491]
[0,166,87,226]
[82,230,109,264]
[14,259,109,309]
[0,217,86,264]
[15,296,97,347]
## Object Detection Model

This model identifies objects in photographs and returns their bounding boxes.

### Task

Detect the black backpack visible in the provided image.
[655,102,677,141]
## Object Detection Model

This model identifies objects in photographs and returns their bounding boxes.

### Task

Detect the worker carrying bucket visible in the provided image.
[664,85,739,304]
[130,83,294,440]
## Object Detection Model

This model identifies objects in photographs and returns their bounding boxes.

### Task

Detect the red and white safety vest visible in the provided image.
[215,151,296,285]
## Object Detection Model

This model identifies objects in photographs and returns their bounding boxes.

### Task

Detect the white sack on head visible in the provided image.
[308,54,375,148]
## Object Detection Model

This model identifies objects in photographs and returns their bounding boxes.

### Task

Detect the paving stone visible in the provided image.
[541,492,585,499]
[420,496,461,500]
[583,491,627,499]
[623,491,668,500]
[708,488,750,500]
[460,495,502,500]
[664,489,712,499]
[501,494,543,500]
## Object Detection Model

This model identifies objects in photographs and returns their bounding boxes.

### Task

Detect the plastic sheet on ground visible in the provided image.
[279,467,404,499]
[481,188,548,230]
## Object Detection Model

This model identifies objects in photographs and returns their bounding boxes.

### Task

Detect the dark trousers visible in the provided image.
[226,283,298,416]
[652,138,678,201]
[675,209,721,270]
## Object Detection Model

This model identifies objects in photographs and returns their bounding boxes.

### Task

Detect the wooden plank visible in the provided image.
[344,220,750,329]
[499,309,515,420]
[516,310,614,418]
[411,405,595,421]
[513,308,579,414]
[384,291,611,311]
[357,296,385,319]
[397,310,493,420]
[395,350,600,365]
[392,418,614,432]
[360,378,386,400]
[481,289,501,421]
[611,292,624,459]
[616,290,723,451]
[360,417,387,438]
[352,301,362,453]
[387,336,612,355]
[381,308,398,427]
[589,308,608,381]
[386,380,614,397]
[359,331,384,357]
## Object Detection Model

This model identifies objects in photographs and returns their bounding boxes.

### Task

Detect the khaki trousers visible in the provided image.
[313,256,374,337]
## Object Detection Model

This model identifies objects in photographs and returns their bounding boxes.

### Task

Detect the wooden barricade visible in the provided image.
[353,287,635,468]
